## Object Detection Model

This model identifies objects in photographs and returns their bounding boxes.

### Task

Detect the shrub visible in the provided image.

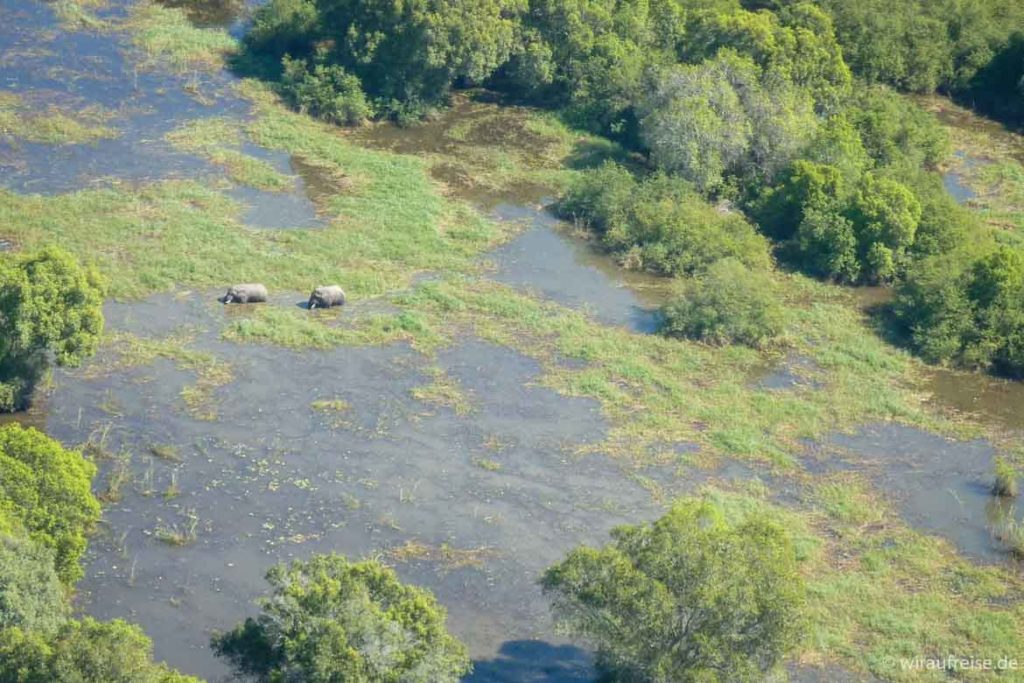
[0,534,67,633]
[0,247,105,412]
[0,424,100,584]
[212,554,471,682]
[559,163,772,277]
[993,457,1019,498]
[0,617,201,682]
[280,54,372,126]
[661,258,786,348]
[893,246,1024,375]
[541,496,806,682]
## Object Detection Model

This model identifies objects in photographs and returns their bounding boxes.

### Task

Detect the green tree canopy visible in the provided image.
[542,496,806,682]
[0,617,201,683]
[660,257,786,348]
[0,247,105,412]
[0,534,67,634]
[0,424,100,585]
[212,554,470,682]
[559,162,773,276]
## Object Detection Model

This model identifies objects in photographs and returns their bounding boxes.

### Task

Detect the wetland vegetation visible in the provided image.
[2,0,1024,681]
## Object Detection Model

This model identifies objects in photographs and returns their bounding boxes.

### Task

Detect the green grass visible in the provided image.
[165,118,293,191]
[410,366,474,415]
[120,1,236,72]
[0,92,117,144]
[702,486,1024,682]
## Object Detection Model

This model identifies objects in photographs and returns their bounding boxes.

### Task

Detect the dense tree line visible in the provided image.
[240,0,1024,373]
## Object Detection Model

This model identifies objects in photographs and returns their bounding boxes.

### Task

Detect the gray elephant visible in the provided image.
[222,284,268,304]
[308,285,346,309]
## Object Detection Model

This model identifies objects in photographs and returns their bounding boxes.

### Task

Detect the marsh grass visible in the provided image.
[154,508,200,546]
[311,399,350,413]
[88,331,233,419]
[0,92,117,144]
[99,452,132,503]
[410,366,473,415]
[120,1,236,72]
[165,118,292,191]
[385,539,497,572]
[993,456,1020,498]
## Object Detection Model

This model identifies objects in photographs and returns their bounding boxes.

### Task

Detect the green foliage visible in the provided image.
[0,535,67,634]
[0,424,100,585]
[559,162,772,276]
[500,0,683,136]
[640,50,817,192]
[993,456,1019,498]
[818,0,1024,96]
[541,496,806,682]
[0,617,201,683]
[280,53,371,125]
[245,0,319,59]
[212,554,471,682]
[0,248,105,412]
[661,258,785,348]
[894,246,1024,376]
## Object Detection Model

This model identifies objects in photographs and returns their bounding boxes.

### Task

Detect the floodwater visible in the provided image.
[0,0,322,227]
[812,424,1022,563]
[51,294,698,680]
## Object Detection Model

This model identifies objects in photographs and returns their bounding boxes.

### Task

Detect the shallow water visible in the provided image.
[4,1,1024,678]
[46,294,705,680]
[487,202,667,333]
[0,0,323,227]
[813,424,1022,562]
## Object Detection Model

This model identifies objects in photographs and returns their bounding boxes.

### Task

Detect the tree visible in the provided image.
[850,174,921,283]
[0,424,100,585]
[640,50,816,193]
[314,0,523,112]
[559,164,773,276]
[0,248,105,412]
[0,617,201,683]
[660,258,786,348]
[541,496,806,682]
[212,554,471,682]
[0,535,67,634]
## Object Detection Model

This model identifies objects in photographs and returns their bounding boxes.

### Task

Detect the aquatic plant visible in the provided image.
[993,456,1019,497]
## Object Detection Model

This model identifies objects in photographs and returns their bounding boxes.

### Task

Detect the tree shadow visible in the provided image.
[465,640,595,683]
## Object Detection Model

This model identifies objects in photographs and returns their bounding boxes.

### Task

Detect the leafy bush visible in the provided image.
[212,554,471,682]
[661,258,786,348]
[893,246,1024,376]
[244,0,319,60]
[640,51,817,193]
[0,424,100,584]
[280,54,371,125]
[560,162,772,276]
[0,248,105,412]
[541,496,806,682]
[0,617,201,682]
[0,534,67,634]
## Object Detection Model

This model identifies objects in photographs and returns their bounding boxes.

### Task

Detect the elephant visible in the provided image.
[222,284,268,304]
[308,285,346,309]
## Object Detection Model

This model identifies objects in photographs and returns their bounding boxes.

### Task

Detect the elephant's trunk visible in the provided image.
[223,294,233,304]
[309,299,317,310]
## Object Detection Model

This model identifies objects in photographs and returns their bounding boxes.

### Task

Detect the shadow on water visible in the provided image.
[467,640,594,683]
